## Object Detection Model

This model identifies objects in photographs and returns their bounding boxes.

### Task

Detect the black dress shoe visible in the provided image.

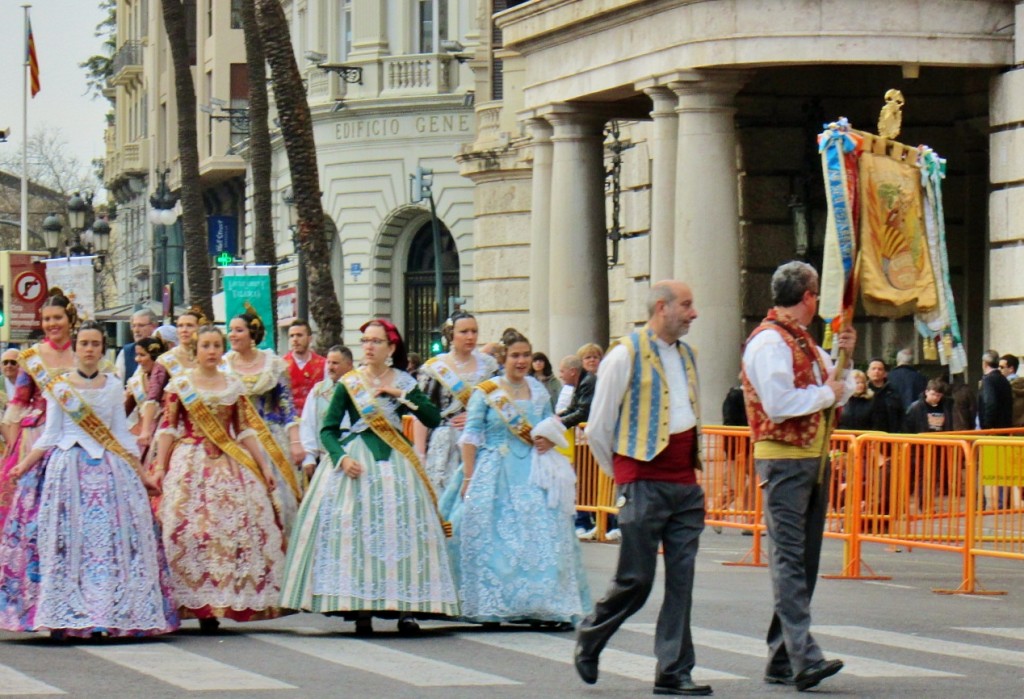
[397,618,421,636]
[794,659,843,691]
[653,679,713,696]
[573,644,598,685]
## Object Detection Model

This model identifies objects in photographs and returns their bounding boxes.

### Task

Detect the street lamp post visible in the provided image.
[148,169,179,315]
[40,192,110,269]
[282,189,309,322]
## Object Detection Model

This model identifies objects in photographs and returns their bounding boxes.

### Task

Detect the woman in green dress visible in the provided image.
[280,319,457,634]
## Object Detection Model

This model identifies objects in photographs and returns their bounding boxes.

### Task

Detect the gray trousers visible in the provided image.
[576,481,705,684]
[756,457,830,677]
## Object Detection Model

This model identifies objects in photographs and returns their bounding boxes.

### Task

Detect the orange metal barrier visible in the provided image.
[573,426,1024,594]
[573,427,618,540]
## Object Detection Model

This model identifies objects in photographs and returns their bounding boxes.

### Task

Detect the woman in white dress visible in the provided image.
[0,321,177,638]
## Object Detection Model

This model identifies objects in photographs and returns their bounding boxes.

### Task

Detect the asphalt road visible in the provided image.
[1,530,1022,698]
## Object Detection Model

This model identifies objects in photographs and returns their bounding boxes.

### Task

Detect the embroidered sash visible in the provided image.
[423,356,473,413]
[18,346,60,426]
[341,370,451,537]
[237,396,303,500]
[128,370,148,408]
[477,380,534,446]
[170,373,269,487]
[158,350,190,378]
[45,375,138,465]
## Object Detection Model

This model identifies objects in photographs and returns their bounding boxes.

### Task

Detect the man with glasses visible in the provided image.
[742,261,856,692]
[1,348,20,402]
[116,310,158,385]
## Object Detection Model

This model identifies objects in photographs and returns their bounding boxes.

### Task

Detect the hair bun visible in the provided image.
[500,327,529,348]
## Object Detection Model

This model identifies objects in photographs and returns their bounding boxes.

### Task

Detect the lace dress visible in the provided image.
[157,372,285,622]
[450,377,591,624]
[418,351,498,491]
[225,350,302,536]
[0,376,178,637]
[280,370,459,618]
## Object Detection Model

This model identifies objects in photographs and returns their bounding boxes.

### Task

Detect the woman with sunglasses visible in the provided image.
[0,289,78,532]
[280,319,456,635]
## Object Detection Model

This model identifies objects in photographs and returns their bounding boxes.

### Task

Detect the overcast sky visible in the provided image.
[0,1,111,181]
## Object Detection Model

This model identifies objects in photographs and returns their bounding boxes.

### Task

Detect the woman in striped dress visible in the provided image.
[280,319,457,635]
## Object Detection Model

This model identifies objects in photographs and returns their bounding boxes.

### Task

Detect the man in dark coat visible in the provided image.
[978,350,1013,430]
[887,348,928,412]
[866,358,903,432]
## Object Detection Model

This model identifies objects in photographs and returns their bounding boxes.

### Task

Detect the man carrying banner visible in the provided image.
[742,261,856,692]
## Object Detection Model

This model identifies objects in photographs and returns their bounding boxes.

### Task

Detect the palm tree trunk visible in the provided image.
[240,0,276,327]
[160,0,213,321]
[254,0,343,351]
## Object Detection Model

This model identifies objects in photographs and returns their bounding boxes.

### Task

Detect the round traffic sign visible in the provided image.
[14,270,46,303]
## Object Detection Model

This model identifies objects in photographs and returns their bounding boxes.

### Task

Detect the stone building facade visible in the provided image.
[459,0,1017,417]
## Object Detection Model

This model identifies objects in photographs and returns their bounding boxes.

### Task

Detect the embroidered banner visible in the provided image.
[858,149,937,318]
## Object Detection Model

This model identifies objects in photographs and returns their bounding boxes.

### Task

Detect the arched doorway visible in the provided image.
[404,221,459,357]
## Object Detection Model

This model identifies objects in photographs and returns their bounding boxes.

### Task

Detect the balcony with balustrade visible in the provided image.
[109,40,143,87]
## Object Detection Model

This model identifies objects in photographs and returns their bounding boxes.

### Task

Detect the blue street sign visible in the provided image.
[208,215,238,256]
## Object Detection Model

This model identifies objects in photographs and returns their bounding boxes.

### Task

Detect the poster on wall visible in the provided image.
[44,257,97,323]
[222,265,274,351]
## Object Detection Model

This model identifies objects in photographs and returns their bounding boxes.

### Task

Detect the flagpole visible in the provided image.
[20,4,31,252]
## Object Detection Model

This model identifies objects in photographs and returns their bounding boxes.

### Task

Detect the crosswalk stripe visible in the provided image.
[0,664,65,696]
[956,627,1024,641]
[78,643,295,691]
[624,624,961,679]
[251,629,518,687]
[816,626,1024,667]
[466,631,744,681]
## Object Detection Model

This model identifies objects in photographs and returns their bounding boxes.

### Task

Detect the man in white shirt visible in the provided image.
[576,280,710,697]
[742,261,855,692]
[299,345,353,478]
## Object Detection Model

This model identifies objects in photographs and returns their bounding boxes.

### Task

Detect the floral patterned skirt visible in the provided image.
[0,423,43,531]
[158,441,285,621]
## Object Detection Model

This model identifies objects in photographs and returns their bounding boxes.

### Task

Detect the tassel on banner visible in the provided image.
[922,336,938,361]
[822,320,834,351]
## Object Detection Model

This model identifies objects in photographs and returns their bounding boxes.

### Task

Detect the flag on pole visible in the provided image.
[26,13,40,97]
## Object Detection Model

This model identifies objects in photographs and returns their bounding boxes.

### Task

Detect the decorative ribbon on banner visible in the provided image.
[817,118,862,353]
[915,146,966,375]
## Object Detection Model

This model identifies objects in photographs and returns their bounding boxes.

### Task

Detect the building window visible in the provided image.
[231,0,243,29]
[416,0,448,54]
[229,63,250,150]
[339,0,353,60]
[207,0,213,37]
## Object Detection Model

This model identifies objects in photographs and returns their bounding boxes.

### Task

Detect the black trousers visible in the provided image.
[576,480,705,683]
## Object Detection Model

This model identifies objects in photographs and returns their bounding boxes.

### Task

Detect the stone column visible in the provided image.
[671,71,747,420]
[640,84,679,284]
[988,67,1024,352]
[546,107,609,361]
[527,117,554,352]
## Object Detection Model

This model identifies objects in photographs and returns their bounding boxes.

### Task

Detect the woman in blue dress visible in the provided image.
[454,328,591,626]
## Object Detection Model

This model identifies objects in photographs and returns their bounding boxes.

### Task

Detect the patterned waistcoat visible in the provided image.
[742,316,827,447]
[613,328,702,464]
